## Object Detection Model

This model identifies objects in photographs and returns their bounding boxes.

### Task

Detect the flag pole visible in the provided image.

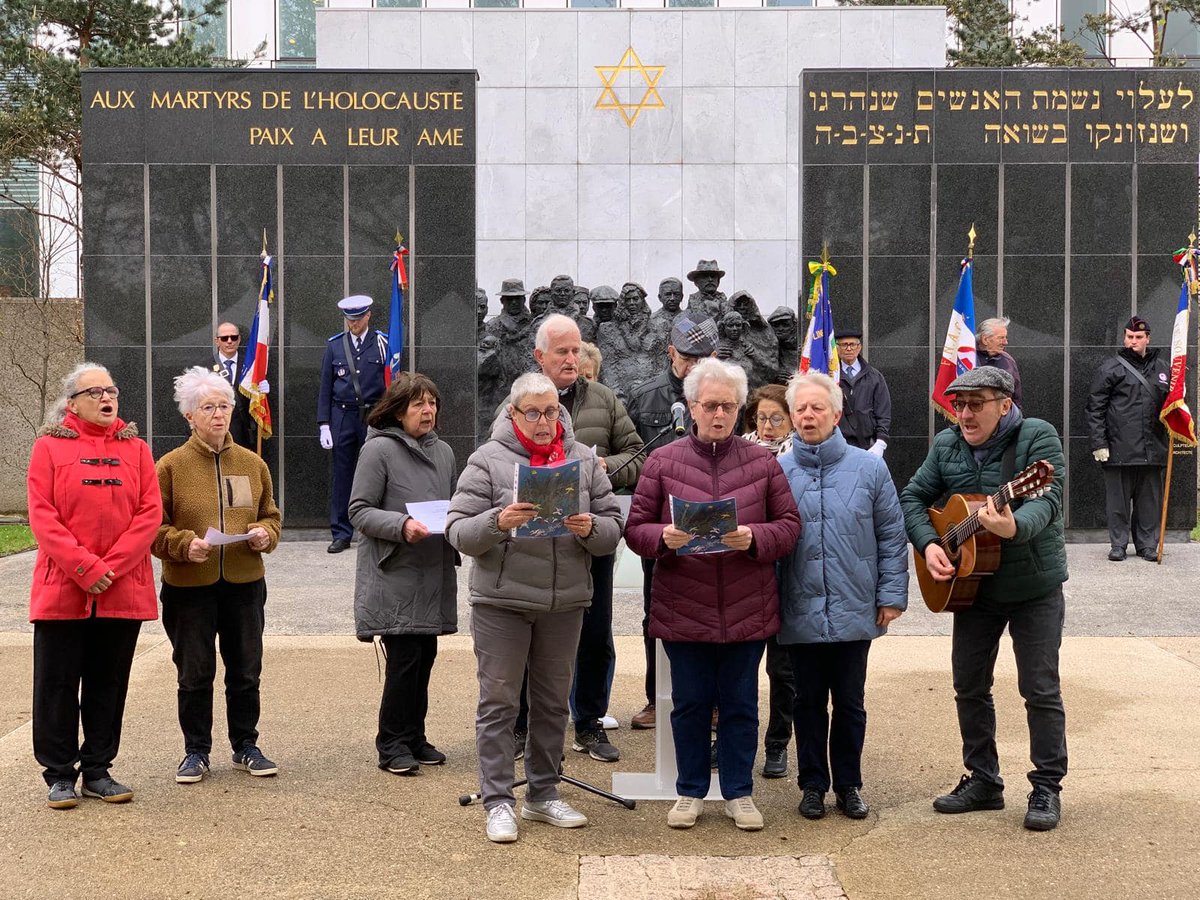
[257,228,268,457]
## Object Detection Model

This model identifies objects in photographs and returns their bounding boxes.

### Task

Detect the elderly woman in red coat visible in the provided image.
[26,363,162,809]
[626,358,800,832]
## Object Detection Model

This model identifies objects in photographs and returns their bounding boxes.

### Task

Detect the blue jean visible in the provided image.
[663,639,766,800]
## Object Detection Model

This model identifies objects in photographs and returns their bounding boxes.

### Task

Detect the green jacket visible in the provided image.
[563,378,645,490]
[900,417,1068,604]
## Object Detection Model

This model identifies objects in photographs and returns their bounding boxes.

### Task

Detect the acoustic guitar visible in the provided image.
[914,460,1056,613]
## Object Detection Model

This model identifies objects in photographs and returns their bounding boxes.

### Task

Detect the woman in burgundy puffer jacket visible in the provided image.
[626,358,800,832]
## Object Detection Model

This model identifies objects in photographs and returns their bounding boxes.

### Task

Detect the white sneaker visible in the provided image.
[724,796,764,831]
[520,799,588,828]
[600,714,619,730]
[486,803,519,843]
[667,796,703,829]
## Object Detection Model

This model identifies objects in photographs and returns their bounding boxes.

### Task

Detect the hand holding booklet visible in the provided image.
[670,495,738,555]
[512,459,581,538]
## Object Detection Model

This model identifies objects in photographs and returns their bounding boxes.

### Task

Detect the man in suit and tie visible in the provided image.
[211,322,262,450]
[835,329,891,459]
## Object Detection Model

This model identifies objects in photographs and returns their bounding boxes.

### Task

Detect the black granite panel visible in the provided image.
[935,166,998,256]
[151,346,212,433]
[802,165,863,256]
[148,166,211,257]
[1167,446,1197,529]
[282,167,344,257]
[884,436,933,498]
[442,434,478,474]
[799,70,868,167]
[283,436,331,527]
[150,256,213,347]
[280,255,344,347]
[1069,255,1132,346]
[414,345,477,437]
[867,166,931,256]
[1067,69,1136,164]
[347,256,395,323]
[215,166,278,255]
[814,257,861,331]
[1010,347,1064,434]
[217,256,276,333]
[80,80,146,166]
[934,254,997,328]
[88,346,147,429]
[84,256,146,347]
[275,111,352,169]
[349,166,411,258]
[1066,436,1106,529]
[1069,346,1113,438]
[152,435,190,461]
[932,69,1002,166]
[1003,255,1066,345]
[868,346,931,439]
[996,70,1069,165]
[868,256,930,347]
[83,165,145,256]
[1136,254,1191,333]
[414,255,477,348]
[143,77,216,165]
[864,70,935,166]
[1003,165,1065,256]
[414,166,474,257]
[1136,164,1197,255]
[284,344,324,437]
[1070,165,1132,256]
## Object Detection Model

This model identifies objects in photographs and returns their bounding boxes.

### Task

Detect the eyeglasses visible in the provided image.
[756,414,786,428]
[197,403,233,416]
[950,397,1005,414]
[515,406,561,423]
[696,401,739,416]
[836,341,861,350]
[70,386,119,400]
[217,335,240,342]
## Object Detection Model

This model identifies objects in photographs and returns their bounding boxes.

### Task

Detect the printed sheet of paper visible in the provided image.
[405,500,450,534]
[203,527,253,546]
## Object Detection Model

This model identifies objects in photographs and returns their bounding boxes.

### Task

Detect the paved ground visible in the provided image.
[1,543,1197,899]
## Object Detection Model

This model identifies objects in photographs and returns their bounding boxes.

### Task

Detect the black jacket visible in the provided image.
[1085,347,1170,466]
[837,359,892,449]
[625,367,692,454]
[208,353,255,450]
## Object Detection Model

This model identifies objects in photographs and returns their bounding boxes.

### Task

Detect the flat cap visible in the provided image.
[499,278,526,297]
[670,315,719,357]
[944,366,1014,396]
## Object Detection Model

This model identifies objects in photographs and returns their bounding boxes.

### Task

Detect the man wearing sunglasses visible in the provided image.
[900,366,1068,833]
[209,323,257,450]
[834,329,891,459]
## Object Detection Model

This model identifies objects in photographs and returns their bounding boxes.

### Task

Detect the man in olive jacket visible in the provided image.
[900,366,1068,833]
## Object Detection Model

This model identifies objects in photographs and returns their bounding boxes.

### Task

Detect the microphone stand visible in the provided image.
[607,422,683,480]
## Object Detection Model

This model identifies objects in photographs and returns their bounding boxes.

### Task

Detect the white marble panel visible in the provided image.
[364,11,422,68]
[526,88,579,164]
[629,11,683,89]
[425,0,469,9]
[524,0,569,8]
[234,0,276,60]
[624,0,667,8]
[579,166,631,241]
[681,240,735,289]
[527,12,580,87]
[473,12,527,87]
[733,241,788,311]
[720,0,762,9]
[734,87,788,165]
[317,10,367,68]
[477,88,526,165]
[681,87,735,165]
[630,241,684,303]
[579,87,632,165]
[629,86,681,165]
[894,8,948,67]
[734,164,787,241]
[526,240,581,288]
[526,165,579,241]
[787,10,841,82]
[579,241,632,290]
[734,11,788,87]
[577,12,632,89]
[681,164,734,242]
[630,164,682,241]
[681,12,735,87]
[478,240,529,314]
[785,162,799,243]
[784,240,801,313]
[420,11,473,68]
[840,8,893,67]
[786,84,800,169]
[477,165,527,241]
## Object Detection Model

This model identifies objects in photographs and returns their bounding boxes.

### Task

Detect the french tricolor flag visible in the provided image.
[238,252,273,441]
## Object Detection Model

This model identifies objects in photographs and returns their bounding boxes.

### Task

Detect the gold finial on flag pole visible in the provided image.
[394,229,403,246]
[261,228,268,259]
[967,224,977,260]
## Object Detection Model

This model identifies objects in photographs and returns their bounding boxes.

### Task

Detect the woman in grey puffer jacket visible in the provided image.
[349,373,458,777]
[447,372,623,844]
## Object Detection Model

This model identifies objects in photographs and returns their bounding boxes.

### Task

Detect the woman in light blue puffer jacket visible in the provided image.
[777,372,909,824]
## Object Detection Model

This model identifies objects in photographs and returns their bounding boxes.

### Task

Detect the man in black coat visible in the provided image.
[1084,316,1170,561]
[835,329,891,458]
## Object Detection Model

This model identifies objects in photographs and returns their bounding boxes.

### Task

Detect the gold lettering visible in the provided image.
[89,90,135,109]
[416,127,463,147]
[261,91,292,110]
[311,127,327,146]
[249,127,294,146]
[348,127,400,147]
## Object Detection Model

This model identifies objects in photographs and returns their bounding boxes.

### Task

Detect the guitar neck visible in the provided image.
[943,484,1014,551]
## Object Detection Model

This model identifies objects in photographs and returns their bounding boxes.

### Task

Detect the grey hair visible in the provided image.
[683,358,748,407]
[507,372,558,408]
[534,313,580,353]
[978,316,1010,339]
[46,362,112,426]
[173,365,234,418]
[786,371,843,416]
[579,341,602,377]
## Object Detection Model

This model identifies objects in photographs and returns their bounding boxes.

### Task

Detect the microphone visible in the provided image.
[670,401,687,436]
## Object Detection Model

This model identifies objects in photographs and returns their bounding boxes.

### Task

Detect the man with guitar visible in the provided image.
[900,366,1068,832]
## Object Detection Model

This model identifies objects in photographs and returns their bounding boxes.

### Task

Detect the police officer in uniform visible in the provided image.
[318,295,389,553]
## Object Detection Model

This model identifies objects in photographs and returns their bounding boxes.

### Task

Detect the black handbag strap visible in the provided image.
[1117,356,1153,393]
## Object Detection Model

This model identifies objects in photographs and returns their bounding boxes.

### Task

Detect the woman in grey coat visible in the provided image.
[446,372,623,844]
[777,372,908,823]
[349,373,458,776]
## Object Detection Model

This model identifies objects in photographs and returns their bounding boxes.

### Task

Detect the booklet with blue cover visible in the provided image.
[670,495,738,555]
[512,459,581,538]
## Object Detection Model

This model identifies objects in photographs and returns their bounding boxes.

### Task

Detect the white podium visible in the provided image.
[611,640,723,801]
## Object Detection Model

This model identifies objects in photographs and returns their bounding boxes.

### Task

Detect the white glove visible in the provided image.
[1093,448,1110,463]
[867,440,887,458]
[319,424,333,450]
[257,379,270,394]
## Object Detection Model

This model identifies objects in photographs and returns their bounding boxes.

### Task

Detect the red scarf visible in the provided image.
[511,417,566,466]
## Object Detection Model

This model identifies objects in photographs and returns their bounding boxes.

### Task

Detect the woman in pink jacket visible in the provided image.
[26,363,162,809]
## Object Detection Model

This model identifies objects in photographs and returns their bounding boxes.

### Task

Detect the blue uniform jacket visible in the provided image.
[318,330,389,424]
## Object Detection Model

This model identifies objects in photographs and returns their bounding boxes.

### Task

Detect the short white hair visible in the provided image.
[507,372,558,408]
[683,358,748,407]
[978,316,1010,339]
[534,314,580,353]
[173,365,234,417]
[46,362,112,426]
[786,371,843,416]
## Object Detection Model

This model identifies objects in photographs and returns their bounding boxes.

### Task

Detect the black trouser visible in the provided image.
[32,615,142,786]
[161,578,266,756]
[1103,465,1164,553]
[952,586,1067,793]
[788,639,871,793]
[641,557,656,704]
[377,634,438,764]
[571,553,615,727]
[764,635,795,751]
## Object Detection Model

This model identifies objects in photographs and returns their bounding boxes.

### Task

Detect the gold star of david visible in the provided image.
[594,47,665,128]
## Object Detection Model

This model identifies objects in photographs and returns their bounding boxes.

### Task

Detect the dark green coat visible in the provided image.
[900,417,1068,604]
